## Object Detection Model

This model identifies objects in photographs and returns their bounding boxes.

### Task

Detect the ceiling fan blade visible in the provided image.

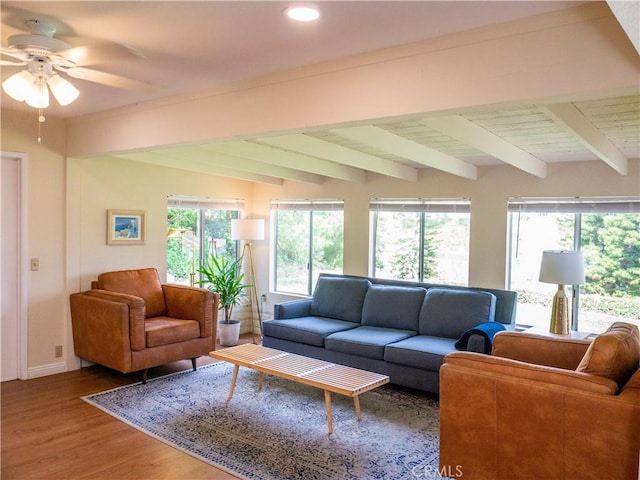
[63,67,159,93]
[0,58,27,67]
[57,44,145,67]
[1,47,29,62]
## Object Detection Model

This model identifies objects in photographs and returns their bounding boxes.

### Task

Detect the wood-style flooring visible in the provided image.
[1,336,258,479]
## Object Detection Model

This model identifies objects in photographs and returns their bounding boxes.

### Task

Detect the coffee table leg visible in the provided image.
[324,390,333,435]
[353,395,362,421]
[228,364,240,400]
[258,372,264,390]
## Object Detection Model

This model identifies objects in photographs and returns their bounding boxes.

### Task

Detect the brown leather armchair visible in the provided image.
[70,268,219,382]
[439,322,640,480]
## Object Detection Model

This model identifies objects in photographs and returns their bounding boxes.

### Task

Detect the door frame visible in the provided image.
[1,151,28,380]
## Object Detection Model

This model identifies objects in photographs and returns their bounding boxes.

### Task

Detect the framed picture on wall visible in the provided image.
[107,209,146,245]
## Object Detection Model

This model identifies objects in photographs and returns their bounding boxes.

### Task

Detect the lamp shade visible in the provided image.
[47,74,79,106]
[539,250,585,285]
[231,218,264,241]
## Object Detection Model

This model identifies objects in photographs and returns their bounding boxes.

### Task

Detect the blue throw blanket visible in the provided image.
[455,321,506,354]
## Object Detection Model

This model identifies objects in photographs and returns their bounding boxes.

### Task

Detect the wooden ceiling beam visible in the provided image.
[205,141,366,183]
[332,125,478,180]
[540,103,629,175]
[420,115,547,178]
[258,133,418,182]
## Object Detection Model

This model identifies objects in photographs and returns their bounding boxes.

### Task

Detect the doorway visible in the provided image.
[1,152,27,381]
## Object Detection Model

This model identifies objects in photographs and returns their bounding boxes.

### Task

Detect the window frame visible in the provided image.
[271,199,344,296]
[370,198,471,284]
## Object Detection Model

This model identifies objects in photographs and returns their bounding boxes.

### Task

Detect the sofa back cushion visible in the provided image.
[361,285,425,331]
[96,268,167,318]
[576,322,640,390]
[309,276,371,323]
[419,287,497,338]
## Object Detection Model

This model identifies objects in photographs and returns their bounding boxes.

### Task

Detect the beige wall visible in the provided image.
[2,109,67,374]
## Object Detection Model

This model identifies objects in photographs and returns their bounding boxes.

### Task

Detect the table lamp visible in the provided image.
[538,250,585,334]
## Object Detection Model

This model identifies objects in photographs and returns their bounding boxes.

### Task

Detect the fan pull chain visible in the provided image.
[37,109,45,143]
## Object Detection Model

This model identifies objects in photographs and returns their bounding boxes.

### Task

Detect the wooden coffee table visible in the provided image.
[209,344,390,434]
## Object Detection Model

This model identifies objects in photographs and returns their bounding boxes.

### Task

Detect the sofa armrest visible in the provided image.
[83,289,146,350]
[443,351,618,395]
[274,299,312,319]
[162,284,217,338]
[492,331,590,370]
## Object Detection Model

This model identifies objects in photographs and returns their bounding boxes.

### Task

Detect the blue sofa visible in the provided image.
[262,273,517,393]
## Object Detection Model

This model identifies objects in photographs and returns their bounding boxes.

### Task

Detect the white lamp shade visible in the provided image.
[231,218,264,241]
[2,71,35,101]
[539,250,585,285]
[48,74,79,106]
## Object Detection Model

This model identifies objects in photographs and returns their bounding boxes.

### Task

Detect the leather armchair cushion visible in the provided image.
[145,318,201,348]
[577,322,640,389]
[97,268,167,318]
[419,288,496,338]
[361,285,425,330]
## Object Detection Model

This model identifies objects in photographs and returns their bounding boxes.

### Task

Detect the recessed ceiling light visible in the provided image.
[285,6,320,22]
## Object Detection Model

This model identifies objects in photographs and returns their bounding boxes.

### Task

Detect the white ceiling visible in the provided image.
[2,1,639,184]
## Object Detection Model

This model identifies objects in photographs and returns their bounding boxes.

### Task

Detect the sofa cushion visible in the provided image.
[309,276,371,323]
[419,288,496,339]
[262,317,359,347]
[384,335,458,371]
[361,285,425,331]
[576,322,640,389]
[325,326,416,360]
[97,268,167,318]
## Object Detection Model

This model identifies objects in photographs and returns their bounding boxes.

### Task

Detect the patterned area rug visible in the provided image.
[83,362,445,480]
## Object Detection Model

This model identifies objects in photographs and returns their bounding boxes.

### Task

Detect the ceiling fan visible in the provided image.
[1,19,155,108]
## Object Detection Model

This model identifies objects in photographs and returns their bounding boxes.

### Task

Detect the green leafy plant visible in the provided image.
[196,254,251,323]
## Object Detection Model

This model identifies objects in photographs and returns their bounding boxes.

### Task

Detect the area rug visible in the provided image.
[83,362,446,480]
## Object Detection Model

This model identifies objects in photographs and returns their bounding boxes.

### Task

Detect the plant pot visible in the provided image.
[218,320,241,347]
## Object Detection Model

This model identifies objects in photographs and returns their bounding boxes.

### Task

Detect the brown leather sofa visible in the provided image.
[439,322,640,480]
[70,268,219,382]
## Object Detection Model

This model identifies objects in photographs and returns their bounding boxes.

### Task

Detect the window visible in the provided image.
[370,199,470,285]
[167,196,243,285]
[508,197,640,333]
[272,199,344,295]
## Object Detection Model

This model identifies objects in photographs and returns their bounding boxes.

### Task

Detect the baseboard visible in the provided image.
[28,361,67,379]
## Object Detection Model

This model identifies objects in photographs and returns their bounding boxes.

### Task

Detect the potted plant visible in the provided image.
[197,254,251,346]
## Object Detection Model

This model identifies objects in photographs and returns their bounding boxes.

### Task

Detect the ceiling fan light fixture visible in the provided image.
[24,81,49,109]
[285,5,320,22]
[2,70,35,102]
[48,74,79,106]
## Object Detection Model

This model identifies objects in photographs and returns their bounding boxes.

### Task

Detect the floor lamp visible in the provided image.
[231,218,265,343]
[167,228,196,287]
[539,250,585,334]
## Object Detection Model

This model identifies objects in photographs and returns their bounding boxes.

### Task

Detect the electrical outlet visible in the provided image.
[30,258,39,271]
[55,345,63,358]
[260,294,267,302]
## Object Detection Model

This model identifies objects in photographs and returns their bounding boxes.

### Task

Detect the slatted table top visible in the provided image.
[210,343,389,397]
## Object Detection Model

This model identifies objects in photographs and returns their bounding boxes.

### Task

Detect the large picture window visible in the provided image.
[167,196,243,286]
[272,199,344,295]
[370,199,470,285]
[508,197,640,333]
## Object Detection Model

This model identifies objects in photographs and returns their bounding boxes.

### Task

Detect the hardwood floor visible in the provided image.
[1,335,258,480]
